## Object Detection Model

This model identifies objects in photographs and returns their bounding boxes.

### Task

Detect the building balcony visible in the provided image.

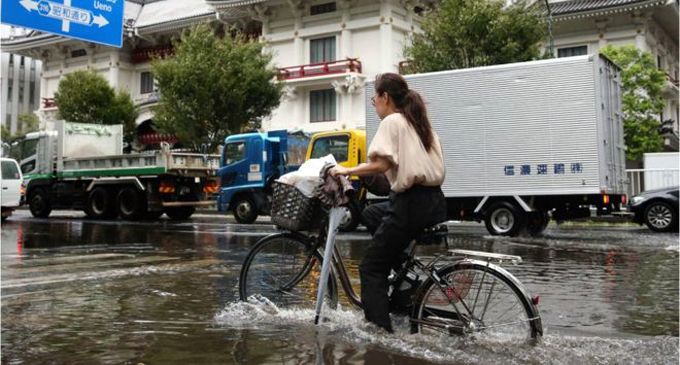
[135,92,160,107]
[131,45,174,64]
[276,58,362,81]
[42,97,57,109]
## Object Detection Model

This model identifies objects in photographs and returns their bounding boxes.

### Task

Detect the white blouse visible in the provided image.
[367,113,445,193]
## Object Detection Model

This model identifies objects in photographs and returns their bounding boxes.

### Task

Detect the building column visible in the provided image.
[109,52,120,90]
[379,0,394,72]
[339,0,352,59]
[595,18,609,49]
[289,1,304,64]
[632,11,650,52]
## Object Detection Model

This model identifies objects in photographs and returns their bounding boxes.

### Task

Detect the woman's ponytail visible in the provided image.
[402,89,433,151]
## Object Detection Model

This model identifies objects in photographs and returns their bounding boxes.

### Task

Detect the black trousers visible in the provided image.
[359,185,447,332]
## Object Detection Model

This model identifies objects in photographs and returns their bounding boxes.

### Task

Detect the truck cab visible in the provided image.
[216,130,309,223]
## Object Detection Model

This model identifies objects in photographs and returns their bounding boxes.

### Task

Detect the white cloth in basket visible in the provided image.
[277,154,337,197]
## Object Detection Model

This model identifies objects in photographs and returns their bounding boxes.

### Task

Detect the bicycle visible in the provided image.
[238,200,543,343]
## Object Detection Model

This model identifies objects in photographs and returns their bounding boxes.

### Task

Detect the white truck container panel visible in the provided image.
[57,121,123,160]
[366,55,626,198]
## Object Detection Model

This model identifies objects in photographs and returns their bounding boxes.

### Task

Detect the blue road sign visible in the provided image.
[1,0,124,48]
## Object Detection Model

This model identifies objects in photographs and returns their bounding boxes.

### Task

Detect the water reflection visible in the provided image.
[0,218,678,364]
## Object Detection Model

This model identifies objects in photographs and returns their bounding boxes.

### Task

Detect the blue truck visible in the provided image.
[216,130,310,223]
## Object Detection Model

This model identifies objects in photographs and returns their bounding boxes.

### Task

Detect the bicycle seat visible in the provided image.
[416,223,448,245]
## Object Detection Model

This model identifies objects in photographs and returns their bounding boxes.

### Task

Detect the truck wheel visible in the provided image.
[117,187,148,220]
[643,201,678,232]
[29,188,52,218]
[484,202,525,236]
[85,187,117,219]
[525,211,550,236]
[165,206,195,220]
[233,196,258,224]
[338,201,361,232]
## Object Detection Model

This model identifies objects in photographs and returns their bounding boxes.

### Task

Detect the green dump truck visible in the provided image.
[13,121,219,220]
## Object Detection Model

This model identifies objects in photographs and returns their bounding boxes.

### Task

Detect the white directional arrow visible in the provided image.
[19,0,39,11]
[17,0,110,31]
[92,14,109,28]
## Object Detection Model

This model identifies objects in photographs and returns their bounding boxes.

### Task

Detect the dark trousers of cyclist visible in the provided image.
[359,185,446,333]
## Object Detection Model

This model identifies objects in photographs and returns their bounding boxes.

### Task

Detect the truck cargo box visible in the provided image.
[366,54,626,198]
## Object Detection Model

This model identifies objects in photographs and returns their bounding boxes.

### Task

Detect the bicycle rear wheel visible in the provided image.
[239,233,338,311]
[412,261,541,343]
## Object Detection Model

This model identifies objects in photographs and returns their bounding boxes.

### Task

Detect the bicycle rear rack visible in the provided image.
[447,249,522,264]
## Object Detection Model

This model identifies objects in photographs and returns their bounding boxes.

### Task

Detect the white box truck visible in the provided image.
[366,54,627,236]
[12,121,219,220]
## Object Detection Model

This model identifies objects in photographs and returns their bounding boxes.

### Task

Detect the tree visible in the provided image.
[403,0,547,73]
[600,45,666,160]
[151,24,283,151]
[54,70,138,143]
[1,114,40,144]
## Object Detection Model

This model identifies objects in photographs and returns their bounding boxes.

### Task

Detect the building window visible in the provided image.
[5,115,11,128]
[8,54,13,65]
[7,84,12,101]
[20,56,24,66]
[29,83,35,104]
[18,84,24,103]
[310,89,336,122]
[557,46,587,58]
[71,49,87,58]
[311,2,336,15]
[310,37,336,64]
[140,71,154,94]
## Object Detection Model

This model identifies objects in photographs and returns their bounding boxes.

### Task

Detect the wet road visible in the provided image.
[1,211,678,364]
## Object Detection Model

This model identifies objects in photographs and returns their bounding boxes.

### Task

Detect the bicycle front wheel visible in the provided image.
[239,233,338,311]
[412,261,541,343]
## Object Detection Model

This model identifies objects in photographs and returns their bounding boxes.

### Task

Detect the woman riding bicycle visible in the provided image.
[331,73,447,333]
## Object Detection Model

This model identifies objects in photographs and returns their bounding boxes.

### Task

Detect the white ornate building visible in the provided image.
[1,0,424,138]
[2,0,677,147]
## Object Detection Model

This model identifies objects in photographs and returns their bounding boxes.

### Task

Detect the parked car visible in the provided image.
[629,187,679,232]
[1,158,23,221]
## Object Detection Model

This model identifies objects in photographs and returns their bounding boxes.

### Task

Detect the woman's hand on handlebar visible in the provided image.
[330,165,350,177]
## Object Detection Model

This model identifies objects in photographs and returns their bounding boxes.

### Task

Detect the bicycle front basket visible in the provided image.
[271,181,319,231]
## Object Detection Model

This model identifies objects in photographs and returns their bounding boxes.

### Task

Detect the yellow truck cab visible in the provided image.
[306,129,366,169]
[306,129,366,231]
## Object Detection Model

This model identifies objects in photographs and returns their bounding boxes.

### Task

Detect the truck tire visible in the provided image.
[484,201,526,236]
[338,201,361,232]
[85,187,117,219]
[29,188,52,218]
[233,196,258,224]
[165,206,195,220]
[117,187,148,220]
[525,211,550,236]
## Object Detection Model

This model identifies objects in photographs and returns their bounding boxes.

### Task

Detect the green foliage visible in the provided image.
[404,0,547,73]
[54,69,138,143]
[1,114,40,144]
[600,45,666,160]
[151,24,283,151]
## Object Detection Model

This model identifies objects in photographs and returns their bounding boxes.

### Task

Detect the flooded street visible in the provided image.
[2,211,678,364]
